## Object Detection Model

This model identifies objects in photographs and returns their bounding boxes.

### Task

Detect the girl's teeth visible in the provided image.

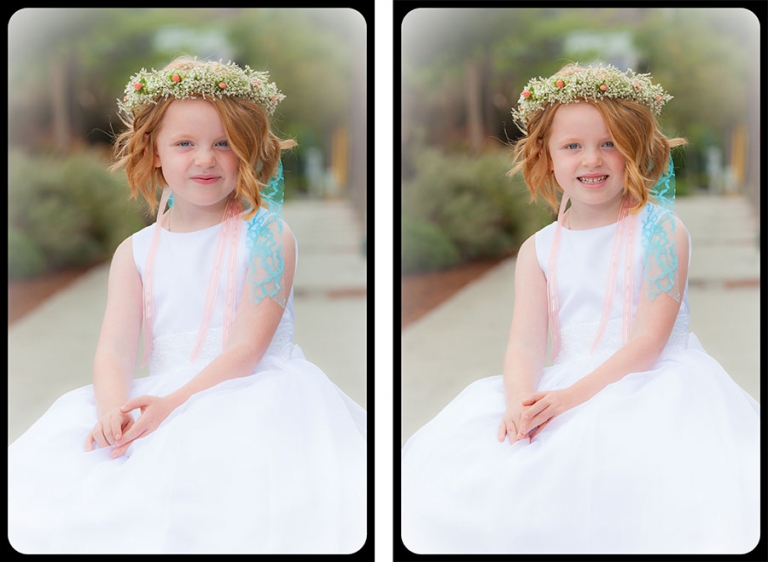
[579,176,607,184]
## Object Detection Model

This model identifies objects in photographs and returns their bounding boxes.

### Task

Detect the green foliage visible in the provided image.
[8,149,148,279]
[402,148,553,269]
[672,176,692,197]
[8,9,364,195]
[401,217,460,274]
[8,227,46,278]
[402,8,757,191]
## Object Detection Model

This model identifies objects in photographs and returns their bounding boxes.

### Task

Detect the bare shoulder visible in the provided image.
[277,217,296,245]
[111,236,135,266]
[252,211,296,245]
[519,233,537,252]
[649,205,688,232]
[663,212,690,249]
[108,236,141,284]
[672,213,689,237]
[276,218,297,264]
[246,213,297,280]
[673,214,690,257]
[512,233,546,291]
[516,233,539,267]
[114,235,134,255]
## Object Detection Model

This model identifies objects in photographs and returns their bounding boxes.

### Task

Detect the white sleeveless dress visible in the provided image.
[8,211,367,554]
[401,205,759,555]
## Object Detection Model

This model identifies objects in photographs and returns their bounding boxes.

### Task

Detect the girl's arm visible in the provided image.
[86,237,143,450]
[497,234,549,444]
[111,222,297,457]
[519,216,690,438]
[569,216,690,401]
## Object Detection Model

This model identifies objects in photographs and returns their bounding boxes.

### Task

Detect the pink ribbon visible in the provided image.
[548,196,637,362]
[547,194,569,360]
[141,192,242,367]
[190,197,240,362]
[141,188,172,367]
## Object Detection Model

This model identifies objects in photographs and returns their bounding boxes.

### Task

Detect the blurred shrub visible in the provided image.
[401,216,460,274]
[8,227,46,278]
[673,176,692,197]
[401,148,553,272]
[8,149,149,279]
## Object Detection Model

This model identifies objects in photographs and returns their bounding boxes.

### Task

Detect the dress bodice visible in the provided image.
[534,204,691,362]
[132,211,296,375]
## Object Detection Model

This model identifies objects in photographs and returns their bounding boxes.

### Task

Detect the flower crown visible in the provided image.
[512,63,672,130]
[118,59,285,116]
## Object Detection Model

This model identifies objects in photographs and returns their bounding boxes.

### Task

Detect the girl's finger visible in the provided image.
[529,419,552,440]
[521,392,545,406]
[110,441,131,459]
[521,401,548,429]
[507,423,519,444]
[111,433,141,458]
[115,422,143,447]
[122,416,135,435]
[93,431,109,449]
[120,397,141,413]
[102,420,117,446]
[110,423,149,459]
[121,395,155,413]
[497,420,506,442]
[525,409,552,436]
[111,415,124,442]
[91,423,109,449]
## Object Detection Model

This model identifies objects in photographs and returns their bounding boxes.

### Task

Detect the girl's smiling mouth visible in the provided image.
[578,175,608,185]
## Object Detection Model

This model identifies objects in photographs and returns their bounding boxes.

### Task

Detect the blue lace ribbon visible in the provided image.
[245,160,287,308]
[641,156,680,301]
[166,161,287,308]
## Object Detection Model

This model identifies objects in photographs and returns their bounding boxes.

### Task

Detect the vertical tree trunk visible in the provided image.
[466,59,483,154]
[51,54,71,153]
[481,52,497,143]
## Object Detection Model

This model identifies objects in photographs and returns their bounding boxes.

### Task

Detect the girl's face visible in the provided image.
[547,102,626,218]
[154,99,239,213]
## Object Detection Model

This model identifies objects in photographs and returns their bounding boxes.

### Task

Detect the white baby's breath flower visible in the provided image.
[512,64,673,131]
[117,59,285,116]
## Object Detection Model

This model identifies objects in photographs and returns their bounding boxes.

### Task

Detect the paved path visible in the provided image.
[401,194,760,445]
[8,197,367,445]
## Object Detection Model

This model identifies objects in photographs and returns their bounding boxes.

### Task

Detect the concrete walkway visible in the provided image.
[401,194,760,445]
[8,197,367,445]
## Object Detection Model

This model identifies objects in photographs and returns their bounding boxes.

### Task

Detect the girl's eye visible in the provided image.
[603,141,615,148]
[216,140,230,148]
[177,141,192,147]
[565,143,579,150]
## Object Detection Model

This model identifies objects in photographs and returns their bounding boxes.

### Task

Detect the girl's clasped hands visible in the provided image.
[84,394,180,458]
[497,386,583,445]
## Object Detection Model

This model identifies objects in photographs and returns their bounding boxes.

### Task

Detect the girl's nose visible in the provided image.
[195,148,216,168]
[582,148,602,167]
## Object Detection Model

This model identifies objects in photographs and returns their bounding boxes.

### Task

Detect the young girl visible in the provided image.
[400,64,759,555]
[8,57,367,554]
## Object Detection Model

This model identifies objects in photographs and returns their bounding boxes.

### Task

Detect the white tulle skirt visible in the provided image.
[9,345,367,554]
[401,333,759,555]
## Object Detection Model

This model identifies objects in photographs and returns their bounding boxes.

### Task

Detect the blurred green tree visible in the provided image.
[8,7,362,179]
[401,7,755,194]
